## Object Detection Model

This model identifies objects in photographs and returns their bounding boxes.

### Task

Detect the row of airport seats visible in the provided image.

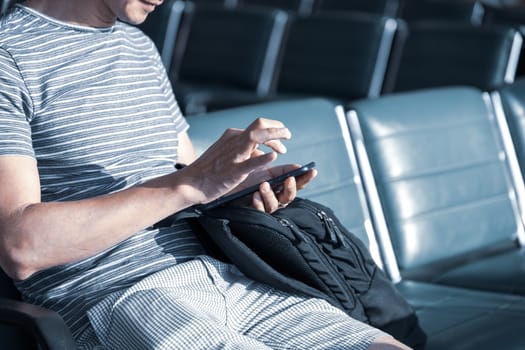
[189,0,524,28]
[188,0,485,23]
[3,80,525,349]
[140,0,524,115]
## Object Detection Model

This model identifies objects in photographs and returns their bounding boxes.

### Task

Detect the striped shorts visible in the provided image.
[82,255,386,349]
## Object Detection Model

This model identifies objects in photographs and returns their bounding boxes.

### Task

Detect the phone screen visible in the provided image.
[199,161,316,210]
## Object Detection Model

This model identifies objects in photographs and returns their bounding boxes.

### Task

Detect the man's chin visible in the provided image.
[120,11,150,25]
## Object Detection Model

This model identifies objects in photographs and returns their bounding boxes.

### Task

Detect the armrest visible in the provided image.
[0,297,77,350]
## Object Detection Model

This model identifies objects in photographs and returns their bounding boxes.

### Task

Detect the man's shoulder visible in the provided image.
[0,6,49,49]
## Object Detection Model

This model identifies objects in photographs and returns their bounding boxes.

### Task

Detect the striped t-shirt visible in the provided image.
[0,5,205,339]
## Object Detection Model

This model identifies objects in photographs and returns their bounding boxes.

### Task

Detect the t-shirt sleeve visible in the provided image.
[0,47,35,158]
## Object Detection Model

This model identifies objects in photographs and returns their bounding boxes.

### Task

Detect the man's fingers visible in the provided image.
[259,182,280,213]
[252,192,265,212]
[245,118,291,154]
[241,151,277,172]
[277,176,296,206]
[247,127,290,151]
[295,169,317,190]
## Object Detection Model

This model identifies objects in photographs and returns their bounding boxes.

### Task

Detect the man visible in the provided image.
[0,1,411,348]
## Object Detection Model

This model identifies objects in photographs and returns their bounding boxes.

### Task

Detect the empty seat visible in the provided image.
[171,5,288,115]
[314,0,400,17]
[347,86,525,295]
[385,21,523,93]
[274,12,406,100]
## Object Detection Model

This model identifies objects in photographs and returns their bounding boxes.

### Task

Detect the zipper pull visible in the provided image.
[279,218,292,227]
[318,210,347,248]
[328,217,348,248]
[279,218,304,242]
[318,211,338,243]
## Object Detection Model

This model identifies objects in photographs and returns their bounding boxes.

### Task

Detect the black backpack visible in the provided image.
[174,197,426,349]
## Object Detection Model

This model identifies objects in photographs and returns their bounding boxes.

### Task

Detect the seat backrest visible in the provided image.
[388,22,522,93]
[483,4,525,27]
[191,0,239,6]
[275,12,406,100]
[240,0,315,15]
[482,5,525,77]
[186,98,383,266]
[314,0,400,17]
[176,5,288,94]
[347,86,525,281]
[399,0,485,25]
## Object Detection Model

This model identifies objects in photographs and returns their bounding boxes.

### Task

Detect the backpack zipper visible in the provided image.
[317,210,348,248]
[278,217,356,307]
[294,200,371,279]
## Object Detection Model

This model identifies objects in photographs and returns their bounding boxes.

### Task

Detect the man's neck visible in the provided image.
[23,0,117,28]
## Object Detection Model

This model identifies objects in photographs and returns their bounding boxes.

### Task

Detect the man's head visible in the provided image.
[21,0,163,27]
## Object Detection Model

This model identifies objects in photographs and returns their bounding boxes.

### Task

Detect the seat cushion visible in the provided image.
[430,247,525,295]
[397,280,525,350]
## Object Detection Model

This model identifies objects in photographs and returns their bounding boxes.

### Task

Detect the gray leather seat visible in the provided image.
[171,5,288,115]
[348,86,525,295]
[386,22,522,93]
[274,12,405,101]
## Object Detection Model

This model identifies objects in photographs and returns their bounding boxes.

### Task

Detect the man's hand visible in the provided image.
[183,118,293,204]
[243,164,317,213]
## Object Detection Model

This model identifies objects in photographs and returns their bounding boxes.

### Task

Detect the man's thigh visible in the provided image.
[202,257,386,350]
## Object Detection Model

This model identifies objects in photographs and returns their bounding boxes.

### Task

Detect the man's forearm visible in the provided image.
[0,170,203,281]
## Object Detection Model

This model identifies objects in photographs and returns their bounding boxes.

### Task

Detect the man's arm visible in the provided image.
[0,155,202,281]
[0,119,298,281]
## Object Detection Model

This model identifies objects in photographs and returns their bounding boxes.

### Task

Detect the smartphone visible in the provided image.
[199,161,316,210]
